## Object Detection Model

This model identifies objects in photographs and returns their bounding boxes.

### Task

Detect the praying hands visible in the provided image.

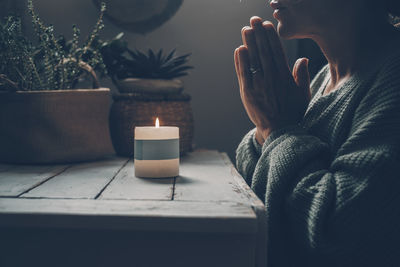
[234,16,311,144]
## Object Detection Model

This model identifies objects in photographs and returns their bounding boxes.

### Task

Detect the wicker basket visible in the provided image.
[109,93,194,157]
[0,88,114,164]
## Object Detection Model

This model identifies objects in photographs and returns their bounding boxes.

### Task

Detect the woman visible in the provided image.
[234,0,400,266]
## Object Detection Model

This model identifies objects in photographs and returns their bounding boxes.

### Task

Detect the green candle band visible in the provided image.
[134,139,179,160]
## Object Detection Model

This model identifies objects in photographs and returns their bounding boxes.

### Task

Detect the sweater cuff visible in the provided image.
[262,124,306,154]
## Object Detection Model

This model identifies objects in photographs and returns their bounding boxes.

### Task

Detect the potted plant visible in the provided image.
[101,33,194,156]
[0,1,114,164]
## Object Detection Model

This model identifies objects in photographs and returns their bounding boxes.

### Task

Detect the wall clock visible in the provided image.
[92,0,183,34]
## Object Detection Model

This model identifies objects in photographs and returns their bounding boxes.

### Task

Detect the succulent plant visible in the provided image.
[0,0,107,91]
[101,33,193,81]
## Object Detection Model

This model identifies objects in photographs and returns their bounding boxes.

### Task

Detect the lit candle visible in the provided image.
[134,118,179,178]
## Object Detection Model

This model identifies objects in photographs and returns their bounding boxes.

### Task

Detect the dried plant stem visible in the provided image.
[79,61,100,89]
[81,3,106,58]
[59,58,100,89]
[28,56,43,89]
[0,74,19,90]
[1,1,107,91]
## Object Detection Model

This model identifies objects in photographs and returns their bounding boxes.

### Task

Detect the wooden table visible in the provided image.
[0,150,266,267]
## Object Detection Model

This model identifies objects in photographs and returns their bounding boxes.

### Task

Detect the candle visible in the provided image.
[134,118,179,178]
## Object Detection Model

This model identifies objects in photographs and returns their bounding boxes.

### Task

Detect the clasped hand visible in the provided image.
[234,17,311,144]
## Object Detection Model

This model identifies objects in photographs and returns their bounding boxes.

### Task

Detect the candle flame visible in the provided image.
[155,118,160,128]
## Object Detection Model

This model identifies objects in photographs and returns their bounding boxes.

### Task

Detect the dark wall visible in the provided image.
[4,0,299,160]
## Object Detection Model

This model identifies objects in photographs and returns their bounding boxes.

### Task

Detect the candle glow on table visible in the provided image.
[134,118,179,178]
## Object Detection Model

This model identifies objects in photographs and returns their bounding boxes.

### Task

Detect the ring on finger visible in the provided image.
[249,66,262,75]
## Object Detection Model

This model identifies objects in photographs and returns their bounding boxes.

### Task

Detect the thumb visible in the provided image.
[293,58,311,101]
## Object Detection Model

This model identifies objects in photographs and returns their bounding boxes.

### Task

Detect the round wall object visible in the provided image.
[93,0,183,34]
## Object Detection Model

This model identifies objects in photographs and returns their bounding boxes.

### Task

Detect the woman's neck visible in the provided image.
[313,19,397,93]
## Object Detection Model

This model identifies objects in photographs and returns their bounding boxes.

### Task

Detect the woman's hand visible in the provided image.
[234,17,311,144]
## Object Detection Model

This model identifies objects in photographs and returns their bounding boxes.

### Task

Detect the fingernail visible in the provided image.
[250,16,262,21]
[238,45,248,53]
[250,16,263,27]
[241,26,251,33]
[262,21,275,29]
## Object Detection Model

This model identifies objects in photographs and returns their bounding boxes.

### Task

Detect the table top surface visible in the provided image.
[0,150,265,234]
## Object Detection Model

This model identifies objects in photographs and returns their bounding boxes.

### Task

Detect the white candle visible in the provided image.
[134,118,179,178]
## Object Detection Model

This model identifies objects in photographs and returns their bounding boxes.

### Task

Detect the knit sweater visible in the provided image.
[236,44,400,266]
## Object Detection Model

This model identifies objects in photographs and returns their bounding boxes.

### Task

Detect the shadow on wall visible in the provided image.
[16,0,298,162]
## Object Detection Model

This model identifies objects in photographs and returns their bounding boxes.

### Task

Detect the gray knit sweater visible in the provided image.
[236,46,400,266]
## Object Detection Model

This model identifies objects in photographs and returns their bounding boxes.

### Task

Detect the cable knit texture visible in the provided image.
[236,48,400,266]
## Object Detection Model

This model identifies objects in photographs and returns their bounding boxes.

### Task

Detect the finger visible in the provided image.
[292,58,300,83]
[235,48,245,101]
[250,18,275,83]
[234,48,242,90]
[237,46,253,93]
[250,18,279,112]
[241,26,263,77]
[262,21,291,78]
[241,26,250,45]
[293,58,311,101]
[250,16,263,28]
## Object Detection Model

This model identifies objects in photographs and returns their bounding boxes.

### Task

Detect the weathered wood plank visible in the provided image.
[219,153,264,206]
[173,150,248,203]
[219,152,268,267]
[22,158,128,199]
[99,159,174,200]
[0,198,257,233]
[0,164,69,197]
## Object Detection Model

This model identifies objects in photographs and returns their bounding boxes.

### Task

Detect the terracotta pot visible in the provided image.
[0,88,115,164]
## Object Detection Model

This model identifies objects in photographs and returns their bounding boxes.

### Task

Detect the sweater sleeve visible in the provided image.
[235,64,329,190]
[260,64,400,266]
[236,128,262,186]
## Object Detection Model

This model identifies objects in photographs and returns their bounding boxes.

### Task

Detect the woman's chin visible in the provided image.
[276,22,294,39]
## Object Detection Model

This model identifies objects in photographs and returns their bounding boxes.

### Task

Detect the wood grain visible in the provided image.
[0,164,69,197]
[22,158,128,199]
[99,159,174,200]
[0,151,265,267]
[174,150,248,203]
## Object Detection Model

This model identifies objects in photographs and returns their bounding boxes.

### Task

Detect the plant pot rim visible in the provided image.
[115,78,184,96]
[0,88,110,94]
[118,78,181,82]
[113,92,191,102]
[0,87,110,95]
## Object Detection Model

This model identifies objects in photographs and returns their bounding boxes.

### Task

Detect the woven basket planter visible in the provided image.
[0,88,114,164]
[109,93,194,157]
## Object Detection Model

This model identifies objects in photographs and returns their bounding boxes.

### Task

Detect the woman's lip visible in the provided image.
[270,0,286,10]
[270,0,288,20]
[273,8,287,20]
